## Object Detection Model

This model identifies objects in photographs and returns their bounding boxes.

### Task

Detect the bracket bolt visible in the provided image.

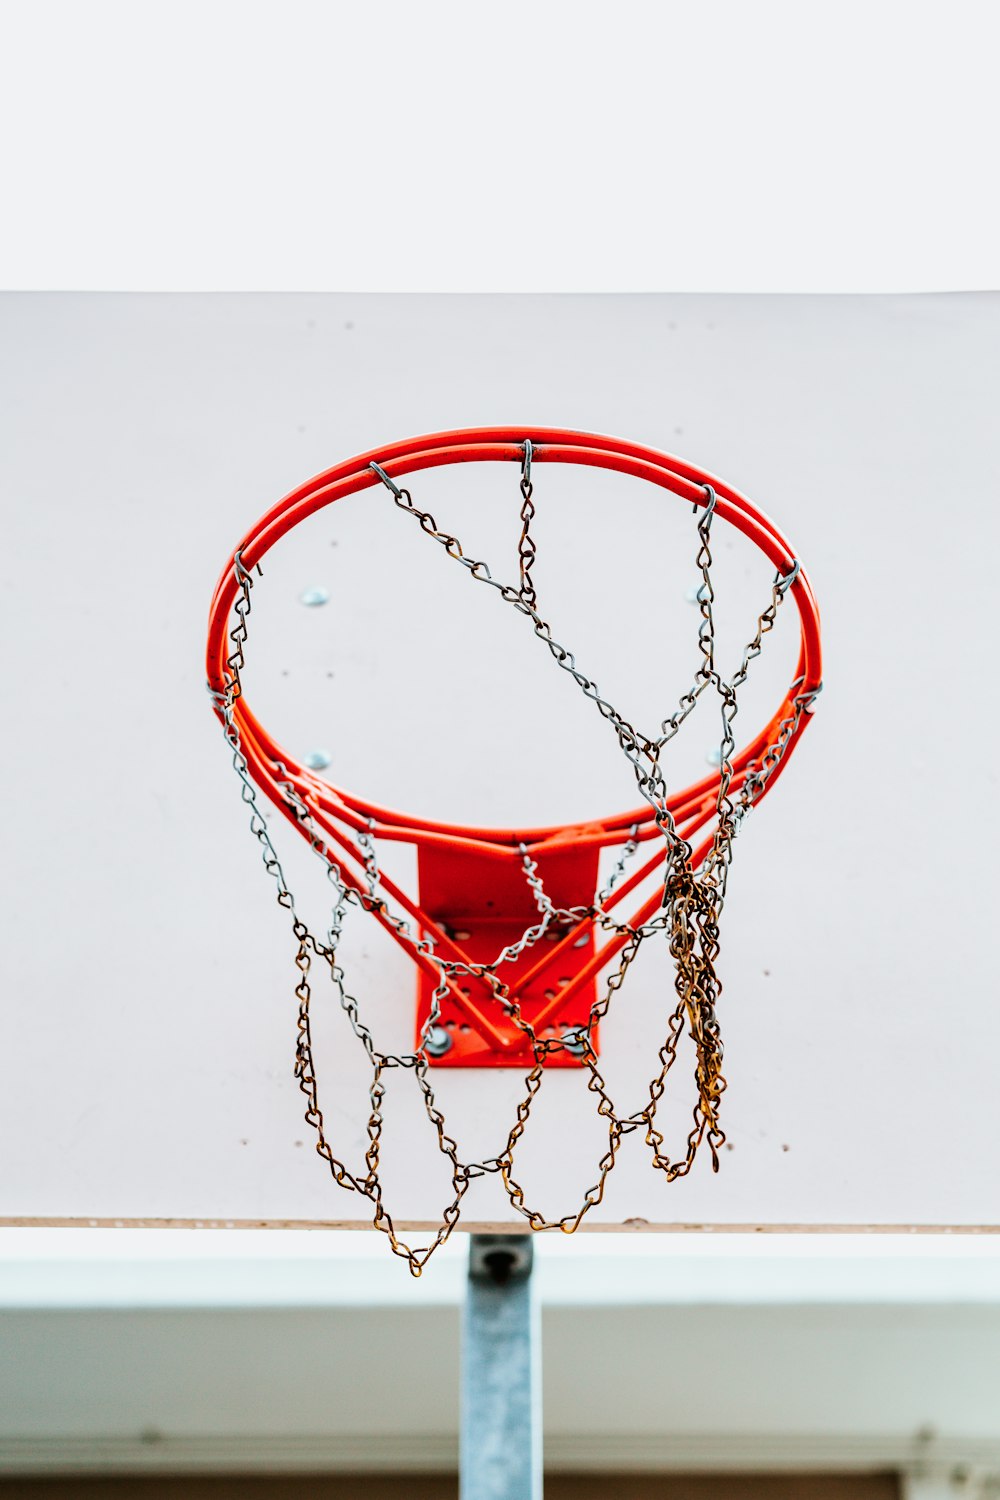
[423,1024,453,1058]
[562,1027,589,1057]
[300,587,329,607]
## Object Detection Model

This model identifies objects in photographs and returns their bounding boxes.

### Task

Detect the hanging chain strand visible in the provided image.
[517,438,538,609]
[213,452,807,1272]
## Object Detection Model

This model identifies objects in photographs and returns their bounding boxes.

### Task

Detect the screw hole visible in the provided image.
[483,1250,516,1286]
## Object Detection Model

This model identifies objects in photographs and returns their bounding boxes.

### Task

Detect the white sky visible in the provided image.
[1,0,997,292]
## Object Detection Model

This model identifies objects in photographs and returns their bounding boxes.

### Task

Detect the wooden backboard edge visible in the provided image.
[2,1218,999,1233]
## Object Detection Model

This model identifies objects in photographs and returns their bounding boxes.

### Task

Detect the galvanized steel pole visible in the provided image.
[460,1235,542,1500]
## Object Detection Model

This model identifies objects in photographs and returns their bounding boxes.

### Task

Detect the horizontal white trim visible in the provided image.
[4,1229,1000,1309]
[1,1432,998,1476]
[4,1252,1000,1309]
[8,1227,1000,1263]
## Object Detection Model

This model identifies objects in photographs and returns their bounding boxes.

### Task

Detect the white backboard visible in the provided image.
[2,292,998,1235]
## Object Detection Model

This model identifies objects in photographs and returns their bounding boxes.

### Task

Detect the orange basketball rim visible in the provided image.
[206,428,823,1071]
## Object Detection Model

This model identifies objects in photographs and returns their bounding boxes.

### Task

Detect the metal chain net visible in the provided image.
[210,448,815,1275]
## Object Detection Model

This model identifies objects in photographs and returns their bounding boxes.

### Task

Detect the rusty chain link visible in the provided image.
[211,452,810,1274]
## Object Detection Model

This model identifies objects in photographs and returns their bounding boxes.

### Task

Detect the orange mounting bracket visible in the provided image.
[416,841,601,1067]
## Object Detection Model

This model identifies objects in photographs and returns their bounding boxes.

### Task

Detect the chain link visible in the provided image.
[212,453,810,1273]
[517,439,538,609]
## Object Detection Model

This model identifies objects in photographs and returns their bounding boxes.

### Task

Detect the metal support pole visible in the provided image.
[460,1235,542,1500]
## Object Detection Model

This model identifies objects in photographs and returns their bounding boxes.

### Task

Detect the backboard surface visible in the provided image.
[2,291,998,1233]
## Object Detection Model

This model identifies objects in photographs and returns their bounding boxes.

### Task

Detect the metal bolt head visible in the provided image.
[300,587,329,607]
[423,1024,453,1058]
[561,1026,589,1057]
[304,750,331,770]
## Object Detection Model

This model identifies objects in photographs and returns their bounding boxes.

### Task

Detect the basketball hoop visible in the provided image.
[206,427,822,1273]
